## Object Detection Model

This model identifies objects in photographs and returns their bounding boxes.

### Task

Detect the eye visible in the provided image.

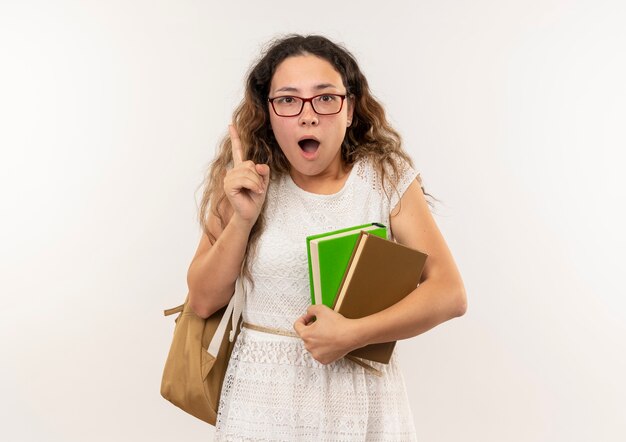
[318,94,336,102]
[275,96,296,104]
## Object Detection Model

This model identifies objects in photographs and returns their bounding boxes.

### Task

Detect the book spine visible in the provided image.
[332,231,369,311]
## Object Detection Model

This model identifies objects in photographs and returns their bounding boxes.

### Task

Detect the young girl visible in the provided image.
[187,34,467,441]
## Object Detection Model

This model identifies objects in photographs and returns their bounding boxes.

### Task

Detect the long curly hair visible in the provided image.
[198,34,431,281]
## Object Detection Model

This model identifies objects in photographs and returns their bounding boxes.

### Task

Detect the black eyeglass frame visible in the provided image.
[267,93,347,117]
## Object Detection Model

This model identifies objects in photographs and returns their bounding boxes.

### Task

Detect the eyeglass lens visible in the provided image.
[273,95,343,116]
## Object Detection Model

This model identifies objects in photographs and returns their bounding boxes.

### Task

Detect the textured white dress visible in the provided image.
[215,157,420,441]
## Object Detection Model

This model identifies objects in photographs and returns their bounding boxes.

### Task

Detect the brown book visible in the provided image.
[333,232,428,364]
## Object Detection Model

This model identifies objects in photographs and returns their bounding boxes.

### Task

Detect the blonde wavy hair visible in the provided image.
[198,35,431,281]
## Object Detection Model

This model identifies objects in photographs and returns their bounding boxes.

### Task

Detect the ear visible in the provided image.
[346,95,355,125]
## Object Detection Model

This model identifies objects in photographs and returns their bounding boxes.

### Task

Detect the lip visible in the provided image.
[297,135,321,160]
[298,135,320,143]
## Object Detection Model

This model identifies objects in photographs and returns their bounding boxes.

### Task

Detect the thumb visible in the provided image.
[255,163,270,186]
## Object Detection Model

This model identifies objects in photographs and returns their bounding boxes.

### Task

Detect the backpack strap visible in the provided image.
[229,279,245,342]
[163,304,184,316]
[207,278,244,357]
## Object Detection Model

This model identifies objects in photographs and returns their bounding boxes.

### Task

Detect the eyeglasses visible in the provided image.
[268,94,347,117]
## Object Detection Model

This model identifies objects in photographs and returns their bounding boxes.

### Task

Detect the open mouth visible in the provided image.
[298,138,320,154]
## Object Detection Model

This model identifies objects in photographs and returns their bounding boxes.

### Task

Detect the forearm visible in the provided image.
[352,277,467,347]
[187,215,253,318]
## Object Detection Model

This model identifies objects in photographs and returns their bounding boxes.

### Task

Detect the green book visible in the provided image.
[306,223,387,307]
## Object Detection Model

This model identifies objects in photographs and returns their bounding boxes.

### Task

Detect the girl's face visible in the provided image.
[268,54,353,182]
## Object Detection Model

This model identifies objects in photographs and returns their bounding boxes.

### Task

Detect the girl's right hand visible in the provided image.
[223,124,270,228]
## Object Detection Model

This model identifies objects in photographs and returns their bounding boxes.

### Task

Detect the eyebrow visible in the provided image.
[273,83,340,94]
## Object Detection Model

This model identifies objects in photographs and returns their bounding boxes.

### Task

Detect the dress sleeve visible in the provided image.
[386,156,421,212]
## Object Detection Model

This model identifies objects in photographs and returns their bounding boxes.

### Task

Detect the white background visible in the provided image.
[1,0,625,441]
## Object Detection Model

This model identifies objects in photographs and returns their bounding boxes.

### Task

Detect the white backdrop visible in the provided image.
[1,1,625,441]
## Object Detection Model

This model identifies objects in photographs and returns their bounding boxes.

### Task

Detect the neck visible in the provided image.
[289,157,352,195]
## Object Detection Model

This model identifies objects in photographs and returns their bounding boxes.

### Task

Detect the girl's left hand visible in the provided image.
[293,304,362,365]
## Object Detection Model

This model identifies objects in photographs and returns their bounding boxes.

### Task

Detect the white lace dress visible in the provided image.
[215,158,420,441]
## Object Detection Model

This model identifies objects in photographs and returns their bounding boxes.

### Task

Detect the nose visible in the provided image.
[298,101,318,126]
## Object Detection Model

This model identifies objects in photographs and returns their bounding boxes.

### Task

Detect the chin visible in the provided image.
[288,159,323,176]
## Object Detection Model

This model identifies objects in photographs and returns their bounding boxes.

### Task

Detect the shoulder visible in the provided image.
[352,153,414,181]
[356,154,420,210]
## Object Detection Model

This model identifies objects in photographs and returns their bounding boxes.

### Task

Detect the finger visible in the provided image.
[229,164,263,182]
[255,163,270,176]
[228,124,243,166]
[293,319,305,336]
[301,312,317,325]
[227,168,265,193]
[226,175,265,195]
[255,163,270,189]
[307,304,328,316]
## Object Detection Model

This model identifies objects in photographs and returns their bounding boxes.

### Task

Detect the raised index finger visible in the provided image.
[228,124,243,166]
